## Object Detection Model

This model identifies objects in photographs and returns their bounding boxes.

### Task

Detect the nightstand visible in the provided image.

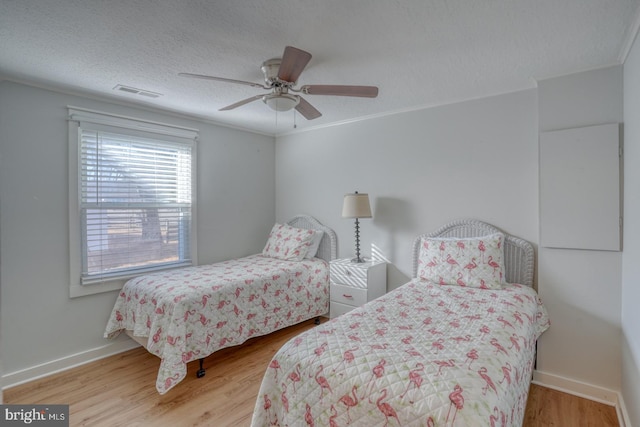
[329,258,387,318]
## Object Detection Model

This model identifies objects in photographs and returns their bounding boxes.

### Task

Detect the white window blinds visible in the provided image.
[69,108,197,287]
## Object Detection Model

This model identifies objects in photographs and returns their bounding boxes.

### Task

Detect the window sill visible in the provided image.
[70,279,124,298]
[70,261,193,298]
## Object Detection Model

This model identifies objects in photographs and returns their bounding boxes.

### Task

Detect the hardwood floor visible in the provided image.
[523,383,619,427]
[5,319,619,427]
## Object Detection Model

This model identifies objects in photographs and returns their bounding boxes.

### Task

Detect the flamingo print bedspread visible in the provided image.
[251,279,549,426]
[104,254,329,394]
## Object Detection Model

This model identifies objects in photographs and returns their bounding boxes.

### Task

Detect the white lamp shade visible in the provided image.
[342,193,372,218]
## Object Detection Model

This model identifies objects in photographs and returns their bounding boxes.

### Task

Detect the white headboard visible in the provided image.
[287,215,337,262]
[411,219,535,287]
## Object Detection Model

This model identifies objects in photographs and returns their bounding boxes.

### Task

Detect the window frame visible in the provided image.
[68,107,198,297]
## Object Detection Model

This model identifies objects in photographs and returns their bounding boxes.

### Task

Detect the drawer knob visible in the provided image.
[346,270,352,276]
[343,294,353,299]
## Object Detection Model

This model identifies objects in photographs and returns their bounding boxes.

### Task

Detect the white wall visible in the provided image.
[276,88,538,291]
[622,31,640,425]
[276,73,640,409]
[536,66,623,397]
[0,81,276,383]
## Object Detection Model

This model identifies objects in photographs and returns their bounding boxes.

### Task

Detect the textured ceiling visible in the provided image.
[1,1,639,135]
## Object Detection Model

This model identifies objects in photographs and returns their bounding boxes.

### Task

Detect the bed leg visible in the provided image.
[314,317,321,325]
[196,358,206,378]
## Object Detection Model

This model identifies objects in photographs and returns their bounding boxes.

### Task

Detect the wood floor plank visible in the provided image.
[523,382,618,427]
[5,318,619,426]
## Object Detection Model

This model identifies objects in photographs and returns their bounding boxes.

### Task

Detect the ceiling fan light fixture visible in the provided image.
[263,93,300,112]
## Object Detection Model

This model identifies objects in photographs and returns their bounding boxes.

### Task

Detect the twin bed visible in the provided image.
[105,216,549,426]
[104,215,337,394]
[251,219,549,426]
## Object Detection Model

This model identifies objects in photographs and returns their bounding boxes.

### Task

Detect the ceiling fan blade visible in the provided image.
[278,46,312,83]
[301,84,379,98]
[219,95,264,111]
[179,73,267,89]
[295,96,322,120]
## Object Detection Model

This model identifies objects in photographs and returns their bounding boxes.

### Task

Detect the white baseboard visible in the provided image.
[533,370,629,427]
[2,339,140,390]
[616,393,633,427]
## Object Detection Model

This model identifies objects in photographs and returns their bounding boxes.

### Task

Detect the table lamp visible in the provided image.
[341,191,372,263]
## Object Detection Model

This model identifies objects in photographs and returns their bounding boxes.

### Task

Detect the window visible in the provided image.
[68,107,198,297]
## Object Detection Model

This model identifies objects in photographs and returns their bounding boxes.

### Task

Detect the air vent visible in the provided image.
[113,84,162,99]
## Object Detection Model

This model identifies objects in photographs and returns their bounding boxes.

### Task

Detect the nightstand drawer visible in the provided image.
[330,282,367,306]
[330,263,367,281]
[330,273,367,289]
[330,267,367,289]
[330,301,356,318]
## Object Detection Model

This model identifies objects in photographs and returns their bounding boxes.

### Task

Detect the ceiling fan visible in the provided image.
[179,46,378,120]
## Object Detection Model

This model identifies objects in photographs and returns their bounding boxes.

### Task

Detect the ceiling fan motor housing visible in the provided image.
[261,58,282,85]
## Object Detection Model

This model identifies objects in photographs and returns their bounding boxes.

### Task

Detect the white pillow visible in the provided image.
[304,230,324,259]
[416,233,506,289]
[262,223,316,261]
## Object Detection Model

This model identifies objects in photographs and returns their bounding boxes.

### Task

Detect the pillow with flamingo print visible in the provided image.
[417,233,506,289]
[262,223,317,261]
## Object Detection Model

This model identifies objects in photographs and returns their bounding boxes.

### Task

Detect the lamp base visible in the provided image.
[350,256,367,263]
[351,218,366,264]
